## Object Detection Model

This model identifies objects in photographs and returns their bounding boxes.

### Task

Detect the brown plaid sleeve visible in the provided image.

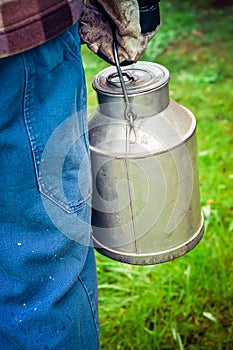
[0,0,83,58]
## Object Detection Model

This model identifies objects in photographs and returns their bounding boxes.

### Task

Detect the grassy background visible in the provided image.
[81,1,233,349]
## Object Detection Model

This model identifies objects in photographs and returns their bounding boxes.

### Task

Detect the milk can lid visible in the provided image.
[92,62,170,96]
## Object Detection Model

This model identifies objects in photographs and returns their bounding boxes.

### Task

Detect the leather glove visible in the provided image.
[79,0,160,65]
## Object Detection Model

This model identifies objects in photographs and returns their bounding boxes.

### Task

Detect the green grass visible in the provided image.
[82,1,233,348]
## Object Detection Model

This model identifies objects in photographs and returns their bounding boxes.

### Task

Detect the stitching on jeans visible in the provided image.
[78,276,99,340]
[21,49,91,214]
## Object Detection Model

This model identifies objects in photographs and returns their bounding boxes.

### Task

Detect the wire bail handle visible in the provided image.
[113,41,137,126]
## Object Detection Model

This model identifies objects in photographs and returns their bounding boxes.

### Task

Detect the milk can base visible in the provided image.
[93,214,204,265]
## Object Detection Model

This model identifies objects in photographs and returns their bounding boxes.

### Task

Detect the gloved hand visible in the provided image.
[79,0,160,65]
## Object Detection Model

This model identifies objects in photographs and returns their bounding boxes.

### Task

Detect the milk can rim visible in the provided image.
[92,61,170,96]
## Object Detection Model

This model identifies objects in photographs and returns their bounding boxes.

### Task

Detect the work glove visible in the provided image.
[79,0,160,65]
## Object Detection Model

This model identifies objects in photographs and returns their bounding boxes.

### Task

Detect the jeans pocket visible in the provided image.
[39,113,92,213]
[22,26,91,214]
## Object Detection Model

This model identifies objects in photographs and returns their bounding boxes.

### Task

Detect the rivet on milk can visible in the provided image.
[88,43,204,265]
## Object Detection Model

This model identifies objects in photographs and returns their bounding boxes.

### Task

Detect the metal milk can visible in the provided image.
[88,60,204,265]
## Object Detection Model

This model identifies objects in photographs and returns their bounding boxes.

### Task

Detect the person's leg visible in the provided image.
[0,24,99,349]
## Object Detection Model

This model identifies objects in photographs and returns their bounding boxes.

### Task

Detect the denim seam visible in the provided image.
[21,53,42,184]
[78,276,100,343]
[41,191,91,213]
[61,24,90,157]
[0,331,22,350]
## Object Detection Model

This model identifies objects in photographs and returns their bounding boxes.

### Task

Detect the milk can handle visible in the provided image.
[113,41,137,125]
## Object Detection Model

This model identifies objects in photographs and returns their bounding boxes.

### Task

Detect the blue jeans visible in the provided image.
[0,24,99,349]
